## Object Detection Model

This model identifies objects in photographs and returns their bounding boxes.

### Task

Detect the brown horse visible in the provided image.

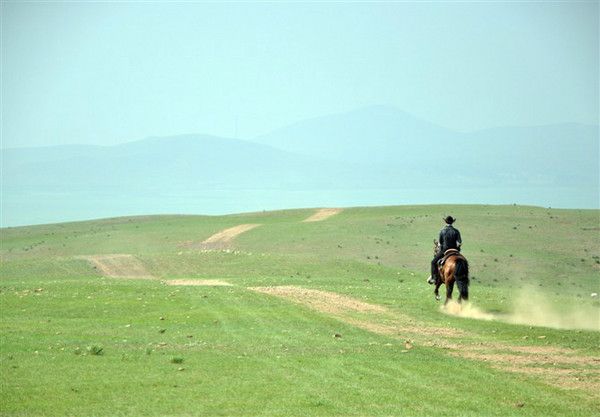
[431,240,469,304]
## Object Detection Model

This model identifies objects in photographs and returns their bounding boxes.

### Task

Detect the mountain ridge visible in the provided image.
[2,106,598,226]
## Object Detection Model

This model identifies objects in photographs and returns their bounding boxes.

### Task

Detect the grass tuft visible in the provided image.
[86,345,104,356]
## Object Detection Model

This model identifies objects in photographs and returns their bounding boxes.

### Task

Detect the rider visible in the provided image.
[428,216,462,285]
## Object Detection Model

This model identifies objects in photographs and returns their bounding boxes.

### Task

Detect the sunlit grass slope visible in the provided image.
[1,205,599,417]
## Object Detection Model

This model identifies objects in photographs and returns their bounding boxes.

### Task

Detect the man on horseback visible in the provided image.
[427,216,462,285]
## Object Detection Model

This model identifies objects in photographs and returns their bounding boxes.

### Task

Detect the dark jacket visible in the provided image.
[439,225,462,252]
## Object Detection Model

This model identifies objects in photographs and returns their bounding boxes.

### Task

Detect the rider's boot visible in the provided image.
[427,265,441,285]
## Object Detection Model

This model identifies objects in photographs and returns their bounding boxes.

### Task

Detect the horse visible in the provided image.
[430,240,469,304]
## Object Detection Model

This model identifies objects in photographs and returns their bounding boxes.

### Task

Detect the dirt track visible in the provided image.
[182,224,262,249]
[249,286,464,339]
[249,285,600,395]
[302,208,342,222]
[250,285,386,314]
[164,279,232,286]
[203,224,261,244]
[80,254,153,279]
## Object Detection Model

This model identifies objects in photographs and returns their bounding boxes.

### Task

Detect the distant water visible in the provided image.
[2,186,598,227]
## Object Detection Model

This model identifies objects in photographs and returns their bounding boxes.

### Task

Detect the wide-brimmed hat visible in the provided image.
[444,216,456,224]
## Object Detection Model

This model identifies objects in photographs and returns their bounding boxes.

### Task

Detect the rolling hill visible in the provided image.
[1,205,599,416]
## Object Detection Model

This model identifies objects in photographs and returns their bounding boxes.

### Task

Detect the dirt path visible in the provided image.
[251,286,386,315]
[249,285,600,395]
[203,224,261,244]
[80,254,153,279]
[302,208,342,222]
[164,279,232,286]
[182,224,261,250]
[249,286,464,340]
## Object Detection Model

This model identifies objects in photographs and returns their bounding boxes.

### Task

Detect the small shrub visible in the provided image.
[87,345,104,356]
[171,357,184,364]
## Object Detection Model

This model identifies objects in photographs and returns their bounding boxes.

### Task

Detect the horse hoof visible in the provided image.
[427,276,435,285]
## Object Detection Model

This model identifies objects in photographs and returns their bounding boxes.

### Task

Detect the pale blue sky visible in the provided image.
[2,1,598,148]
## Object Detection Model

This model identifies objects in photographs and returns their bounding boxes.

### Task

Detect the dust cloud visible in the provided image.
[442,288,600,331]
[442,301,497,321]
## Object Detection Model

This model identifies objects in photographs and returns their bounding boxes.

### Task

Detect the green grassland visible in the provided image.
[1,205,599,416]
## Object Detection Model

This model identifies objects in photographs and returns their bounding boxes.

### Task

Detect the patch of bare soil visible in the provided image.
[250,285,599,395]
[448,343,600,395]
[455,350,597,367]
[249,286,464,340]
[250,285,386,315]
[302,208,342,222]
[164,279,233,286]
[497,365,600,393]
[182,224,261,249]
[343,317,464,339]
[80,254,153,279]
[467,343,574,355]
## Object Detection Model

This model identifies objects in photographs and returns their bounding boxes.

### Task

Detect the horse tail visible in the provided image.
[454,258,469,301]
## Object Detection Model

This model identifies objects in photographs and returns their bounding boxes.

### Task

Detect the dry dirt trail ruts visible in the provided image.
[80,254,153,279]
[249,285,600,396]
[302,208,342,222]
[181,223,262,250]
[165,279,232,286]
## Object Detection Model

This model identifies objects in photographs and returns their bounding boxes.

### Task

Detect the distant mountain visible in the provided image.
[2,107,598,226]
[456,123,598,186]
[253,105,599,186]
[254,105,454,169]
[2,134,354,193]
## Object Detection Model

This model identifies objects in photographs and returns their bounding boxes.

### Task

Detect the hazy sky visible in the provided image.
[2,1,598,148]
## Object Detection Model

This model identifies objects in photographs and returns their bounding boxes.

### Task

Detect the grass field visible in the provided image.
[1,204,599,416]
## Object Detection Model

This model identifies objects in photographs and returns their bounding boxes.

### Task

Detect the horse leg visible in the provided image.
[433,266,443,301]
[434,281,442,301]
[457,279,469,303]
[444,279,455,305]
[454,259,469,303]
